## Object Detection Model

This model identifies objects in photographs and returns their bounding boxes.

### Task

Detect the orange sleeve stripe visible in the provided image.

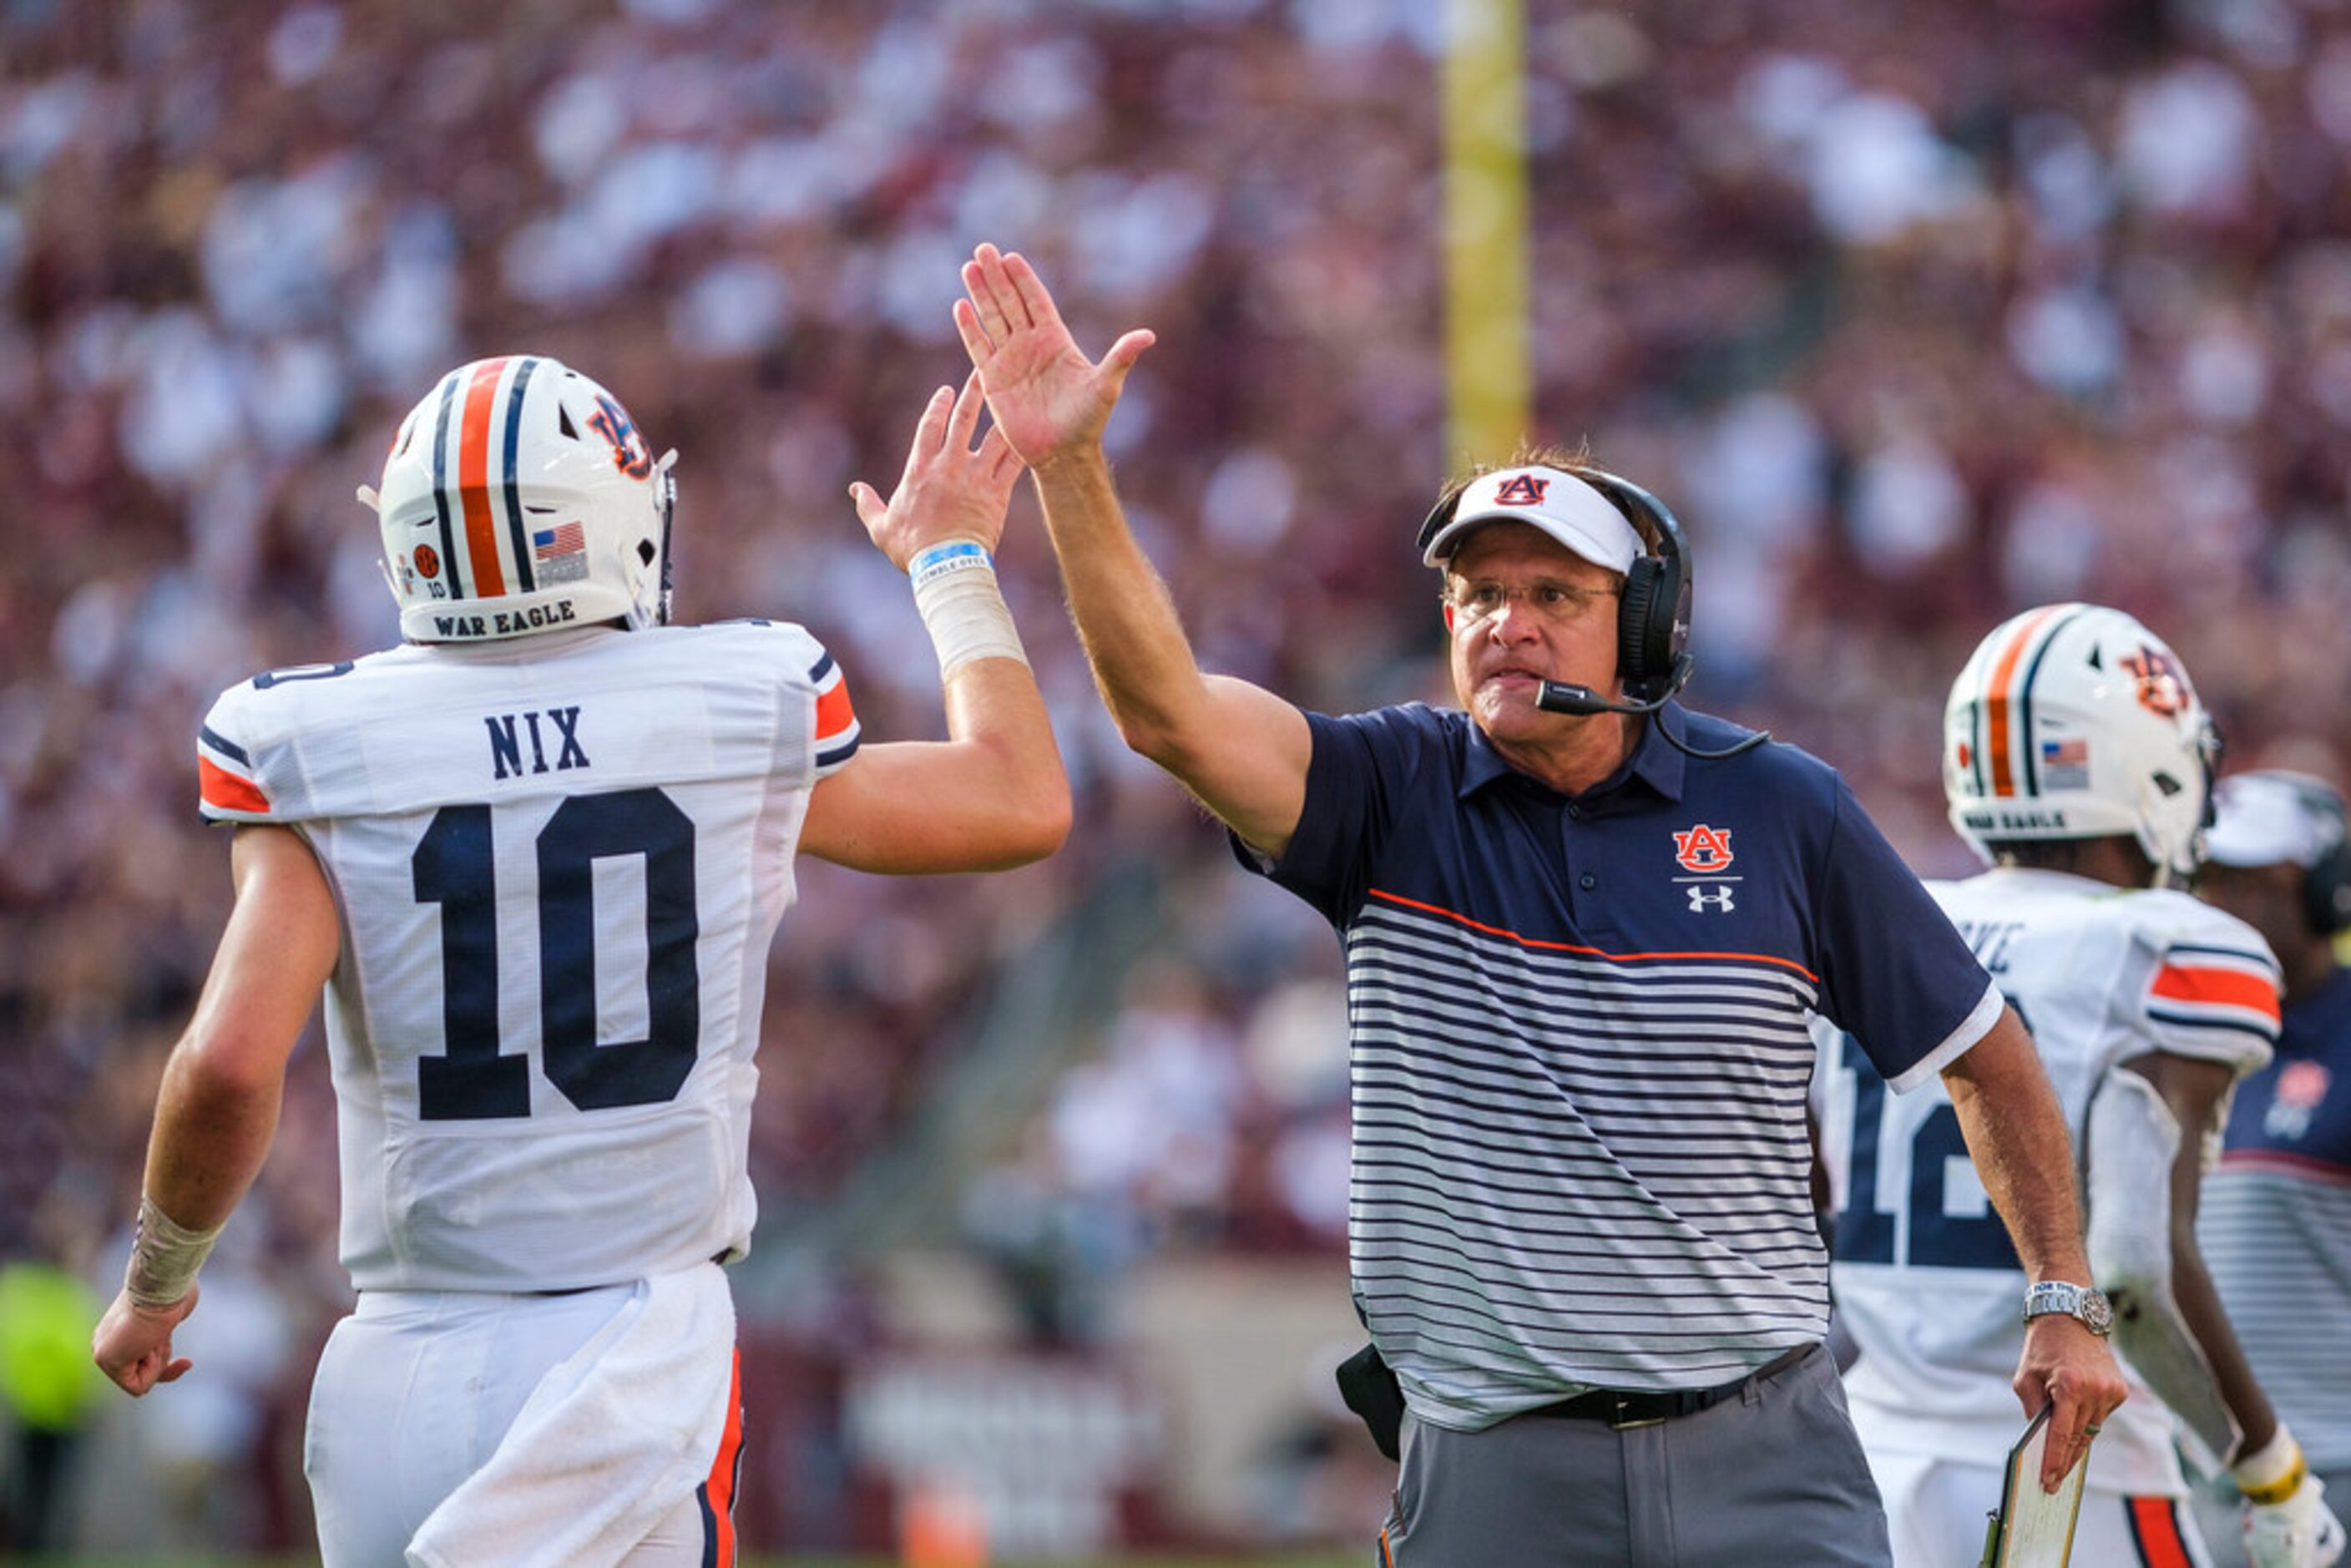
[814,677,856,741]
[2151,964,2282,1020]
[199,756,270,814]
[456,357,508,596]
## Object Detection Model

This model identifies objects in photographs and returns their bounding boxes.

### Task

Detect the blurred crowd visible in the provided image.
[5,0,2350,1552]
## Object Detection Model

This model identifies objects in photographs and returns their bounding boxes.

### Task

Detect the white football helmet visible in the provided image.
[360,356,677,643]
[1944,603,2219,883]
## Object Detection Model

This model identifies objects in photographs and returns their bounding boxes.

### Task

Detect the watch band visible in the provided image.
[2021,1280,2114,1337]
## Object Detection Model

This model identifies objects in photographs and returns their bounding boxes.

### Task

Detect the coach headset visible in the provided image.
[1415,464,1767,761]
[2286,776,2351,936]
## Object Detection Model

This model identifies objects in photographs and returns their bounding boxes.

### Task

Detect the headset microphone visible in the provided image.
[1536,657,1770,760]
[1538,680,1671,719]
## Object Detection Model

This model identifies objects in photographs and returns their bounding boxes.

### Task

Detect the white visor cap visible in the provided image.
[2206,771,2341,868]
[1421,466,1646,574]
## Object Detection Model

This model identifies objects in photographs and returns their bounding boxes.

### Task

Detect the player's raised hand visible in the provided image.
[954,243,1154,468]
[92,1282,200,1397]
[849,370,1025,570]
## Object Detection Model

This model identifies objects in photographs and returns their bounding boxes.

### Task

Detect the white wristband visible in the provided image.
[2235,1424,2308,1504]
[908,541,1028,678]
[124,1195,224,1308]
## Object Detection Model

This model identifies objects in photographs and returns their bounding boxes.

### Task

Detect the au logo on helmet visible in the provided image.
[1672,824,1735,874]
[587,394,654,480]
[2119,645,2191,717]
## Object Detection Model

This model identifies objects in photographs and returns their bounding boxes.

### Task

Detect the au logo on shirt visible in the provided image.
[2265,1060,2332,1141]
[1672,823,1735,873]
[1673,823,1737,913]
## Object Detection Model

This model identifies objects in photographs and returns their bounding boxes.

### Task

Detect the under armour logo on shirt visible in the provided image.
[1687,885,1736,913]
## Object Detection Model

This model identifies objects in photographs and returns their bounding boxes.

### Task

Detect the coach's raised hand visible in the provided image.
[954,243,1153,468]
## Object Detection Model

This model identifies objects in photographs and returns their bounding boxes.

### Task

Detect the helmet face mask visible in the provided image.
[1943,604,2219,886]
[362,357,676,644]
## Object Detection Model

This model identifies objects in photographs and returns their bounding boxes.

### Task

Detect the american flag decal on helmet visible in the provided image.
[533,520,589,584]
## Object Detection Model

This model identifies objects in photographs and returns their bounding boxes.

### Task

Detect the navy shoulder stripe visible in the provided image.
[199,724,250,766]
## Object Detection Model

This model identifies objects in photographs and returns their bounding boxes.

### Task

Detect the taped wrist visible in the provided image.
[2235,1424,2308,1505]
[908,541,1028,679]
[124,1195,223,1308]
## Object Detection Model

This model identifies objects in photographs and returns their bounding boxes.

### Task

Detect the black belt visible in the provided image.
[1527,1343,1817,1429]
[528,1252,732,1297]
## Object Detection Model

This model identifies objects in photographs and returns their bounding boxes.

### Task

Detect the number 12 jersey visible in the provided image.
[1823,866,2279,1494]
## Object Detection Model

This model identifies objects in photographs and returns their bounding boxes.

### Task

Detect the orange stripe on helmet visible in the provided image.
[199,756,270,815]
[456,358,510,597]
[1984,606,2062,798]
[2152,963,2282,1022]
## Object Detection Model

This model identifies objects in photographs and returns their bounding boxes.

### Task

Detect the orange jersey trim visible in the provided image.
[2151,963,2281,1022]
[456,358,509,597]
[199,755,270,815]
[2127,1495,2193,1568]
[814,676,855,742]
[1984,604,2060,797]
[1367,888,1820,984]
[704,1349,743,1567]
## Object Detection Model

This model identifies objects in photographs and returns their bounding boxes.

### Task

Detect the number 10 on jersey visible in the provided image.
[412,787,700,1120]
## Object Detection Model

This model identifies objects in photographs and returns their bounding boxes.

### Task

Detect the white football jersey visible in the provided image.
[195,622,860,1292]
[1822,867,2279,1495]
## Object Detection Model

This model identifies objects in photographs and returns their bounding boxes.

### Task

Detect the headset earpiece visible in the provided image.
[1577,469,1692,705]
[2293,780,2351,936]
[1619,554,1665,686]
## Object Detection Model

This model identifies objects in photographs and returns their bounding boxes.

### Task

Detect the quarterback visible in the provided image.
[1823,605,2343,1568]
[89,357,1069,1565]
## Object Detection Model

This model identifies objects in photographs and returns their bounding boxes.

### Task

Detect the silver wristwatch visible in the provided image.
[2021,1280,2115,1338]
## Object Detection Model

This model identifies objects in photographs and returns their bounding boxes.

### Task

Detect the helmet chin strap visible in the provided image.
[651,449,680,627]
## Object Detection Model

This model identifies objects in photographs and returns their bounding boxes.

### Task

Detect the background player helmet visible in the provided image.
[1943,603,2218,883]
[361,355,677,643]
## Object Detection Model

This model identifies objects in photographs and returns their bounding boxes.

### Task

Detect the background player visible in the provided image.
[2196,770,2351,1566]
[88,357,1068,1565]
[1823,604,2343,1567]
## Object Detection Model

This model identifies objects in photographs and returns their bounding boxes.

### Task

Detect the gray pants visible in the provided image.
[1378,1344,1891,1568]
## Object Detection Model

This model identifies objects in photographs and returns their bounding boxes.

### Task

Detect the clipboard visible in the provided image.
[1978,1406,2091,1568]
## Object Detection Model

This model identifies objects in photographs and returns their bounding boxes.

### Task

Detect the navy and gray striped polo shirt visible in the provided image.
[2203,965,2351,1469]
[1238,700,2000,1431]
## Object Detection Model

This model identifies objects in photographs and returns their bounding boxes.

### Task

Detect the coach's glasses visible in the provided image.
[1444,579,1621,630]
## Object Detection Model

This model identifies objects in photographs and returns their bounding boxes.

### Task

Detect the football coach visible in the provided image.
[947,242,2126,1567]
